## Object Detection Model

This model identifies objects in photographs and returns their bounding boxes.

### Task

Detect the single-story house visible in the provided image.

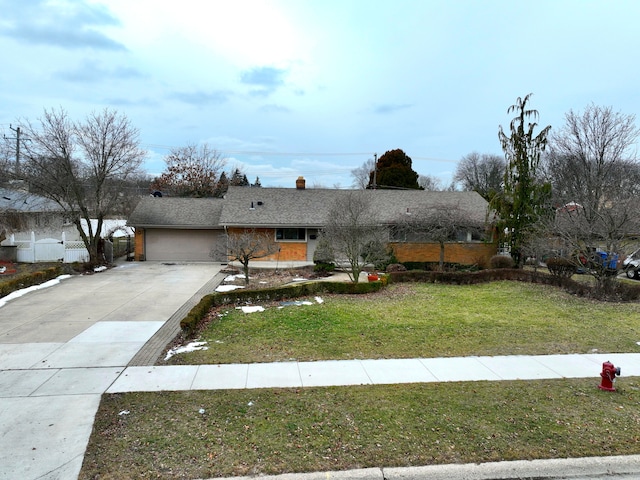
[0,186,75,243]
[128,197,225,261]
[128,177,497,265]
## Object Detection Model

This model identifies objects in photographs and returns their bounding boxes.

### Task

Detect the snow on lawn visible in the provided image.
[239,297,324,313]
[0,275,72,308]
[215,284,245,292]
[238,305,265,313]
[165,341,209,360]
[224,274,248,282]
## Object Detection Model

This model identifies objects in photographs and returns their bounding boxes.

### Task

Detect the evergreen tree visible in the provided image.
[230,168,250,186]
[491,93,551,267]
[213,171,229,197]
[367,149,421,189]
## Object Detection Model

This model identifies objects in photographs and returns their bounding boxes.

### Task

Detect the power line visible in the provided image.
[142,143,460,164]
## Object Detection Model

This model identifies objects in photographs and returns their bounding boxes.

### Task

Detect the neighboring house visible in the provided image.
[128,197,225,261]
[128,178,497,266]
[0,186,76,242]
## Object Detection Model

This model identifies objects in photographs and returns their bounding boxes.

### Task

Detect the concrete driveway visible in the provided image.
[0,261,222,480]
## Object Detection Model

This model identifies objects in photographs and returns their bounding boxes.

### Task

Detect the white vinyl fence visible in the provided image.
[7,232,89,263]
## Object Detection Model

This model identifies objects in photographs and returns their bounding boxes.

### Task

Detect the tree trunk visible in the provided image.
[242,257,250,285]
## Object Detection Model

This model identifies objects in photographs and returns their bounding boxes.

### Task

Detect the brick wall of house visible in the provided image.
[225,227,308,262]
[391,241,497,267]
[134,228,145,261]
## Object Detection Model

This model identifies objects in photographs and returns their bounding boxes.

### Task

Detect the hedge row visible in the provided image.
[388,268,640,301]
[0,266,65,298]
[180,279,384,335]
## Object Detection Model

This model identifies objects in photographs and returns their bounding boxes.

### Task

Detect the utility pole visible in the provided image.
[6,125,25,176]
[373,153,377,189]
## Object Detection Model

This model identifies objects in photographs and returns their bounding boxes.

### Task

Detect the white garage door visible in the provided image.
[145,229,224,262]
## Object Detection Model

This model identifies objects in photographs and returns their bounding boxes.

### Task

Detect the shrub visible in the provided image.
[0,266,65,298]
[313,235,335,265]
[314,262,335,275]
[490,255,514,269]
[546,257,577,277]
[386,263,407,273]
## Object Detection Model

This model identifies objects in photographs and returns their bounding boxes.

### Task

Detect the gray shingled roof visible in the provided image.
[128,197,224,228]
[128,188,490,229]
[218,186,489,227]
[0,187,62,213]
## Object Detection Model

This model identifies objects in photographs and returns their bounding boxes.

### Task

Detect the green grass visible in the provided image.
[165,281,640,364]
[80,280,640,479]
[81,379,640,479]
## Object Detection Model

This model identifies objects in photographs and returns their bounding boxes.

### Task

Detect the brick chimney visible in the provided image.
[296,176,306,190]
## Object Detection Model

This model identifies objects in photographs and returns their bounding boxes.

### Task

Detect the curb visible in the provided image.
[205,455,640,479]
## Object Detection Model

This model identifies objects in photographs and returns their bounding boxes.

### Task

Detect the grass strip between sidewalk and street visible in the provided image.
[81,378,640,479]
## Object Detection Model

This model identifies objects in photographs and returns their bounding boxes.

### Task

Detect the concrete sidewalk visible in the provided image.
[106,353,640,393]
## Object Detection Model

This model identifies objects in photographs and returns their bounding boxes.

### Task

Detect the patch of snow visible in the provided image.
[0,275,72,308]
[238,305,265,313]
[247,401,254,406]
[292,277,307,282]
[164,341,209,360]
[94,266,108,272]
[216,284,245,292]
[315,296,324,304]
[224,274,248,282]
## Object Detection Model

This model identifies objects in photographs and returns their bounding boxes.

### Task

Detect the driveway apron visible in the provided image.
[0,261,222,480]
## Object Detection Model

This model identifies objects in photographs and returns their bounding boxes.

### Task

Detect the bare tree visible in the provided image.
[17,107,145,265]
[418,174,443,191]
[454,152,505,201]
[151,143,226,197]
[546,104,640,222]
[321,191,389,282]
[396,204,483,271]
[351,157,376,189]
[215,229,280,285]
[541,104,640,294]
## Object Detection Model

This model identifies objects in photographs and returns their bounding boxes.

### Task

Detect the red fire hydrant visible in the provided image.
[598,361,621,392]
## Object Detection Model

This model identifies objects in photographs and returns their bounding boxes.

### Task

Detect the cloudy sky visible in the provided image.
[1,0,639,188]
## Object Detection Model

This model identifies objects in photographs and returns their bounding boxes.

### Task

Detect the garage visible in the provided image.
[144,228,225,262]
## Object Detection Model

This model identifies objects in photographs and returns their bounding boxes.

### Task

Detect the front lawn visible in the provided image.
[165,281,640,365]
[80,279,640,479]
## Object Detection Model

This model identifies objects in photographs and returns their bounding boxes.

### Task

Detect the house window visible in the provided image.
[276,228,306,241]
